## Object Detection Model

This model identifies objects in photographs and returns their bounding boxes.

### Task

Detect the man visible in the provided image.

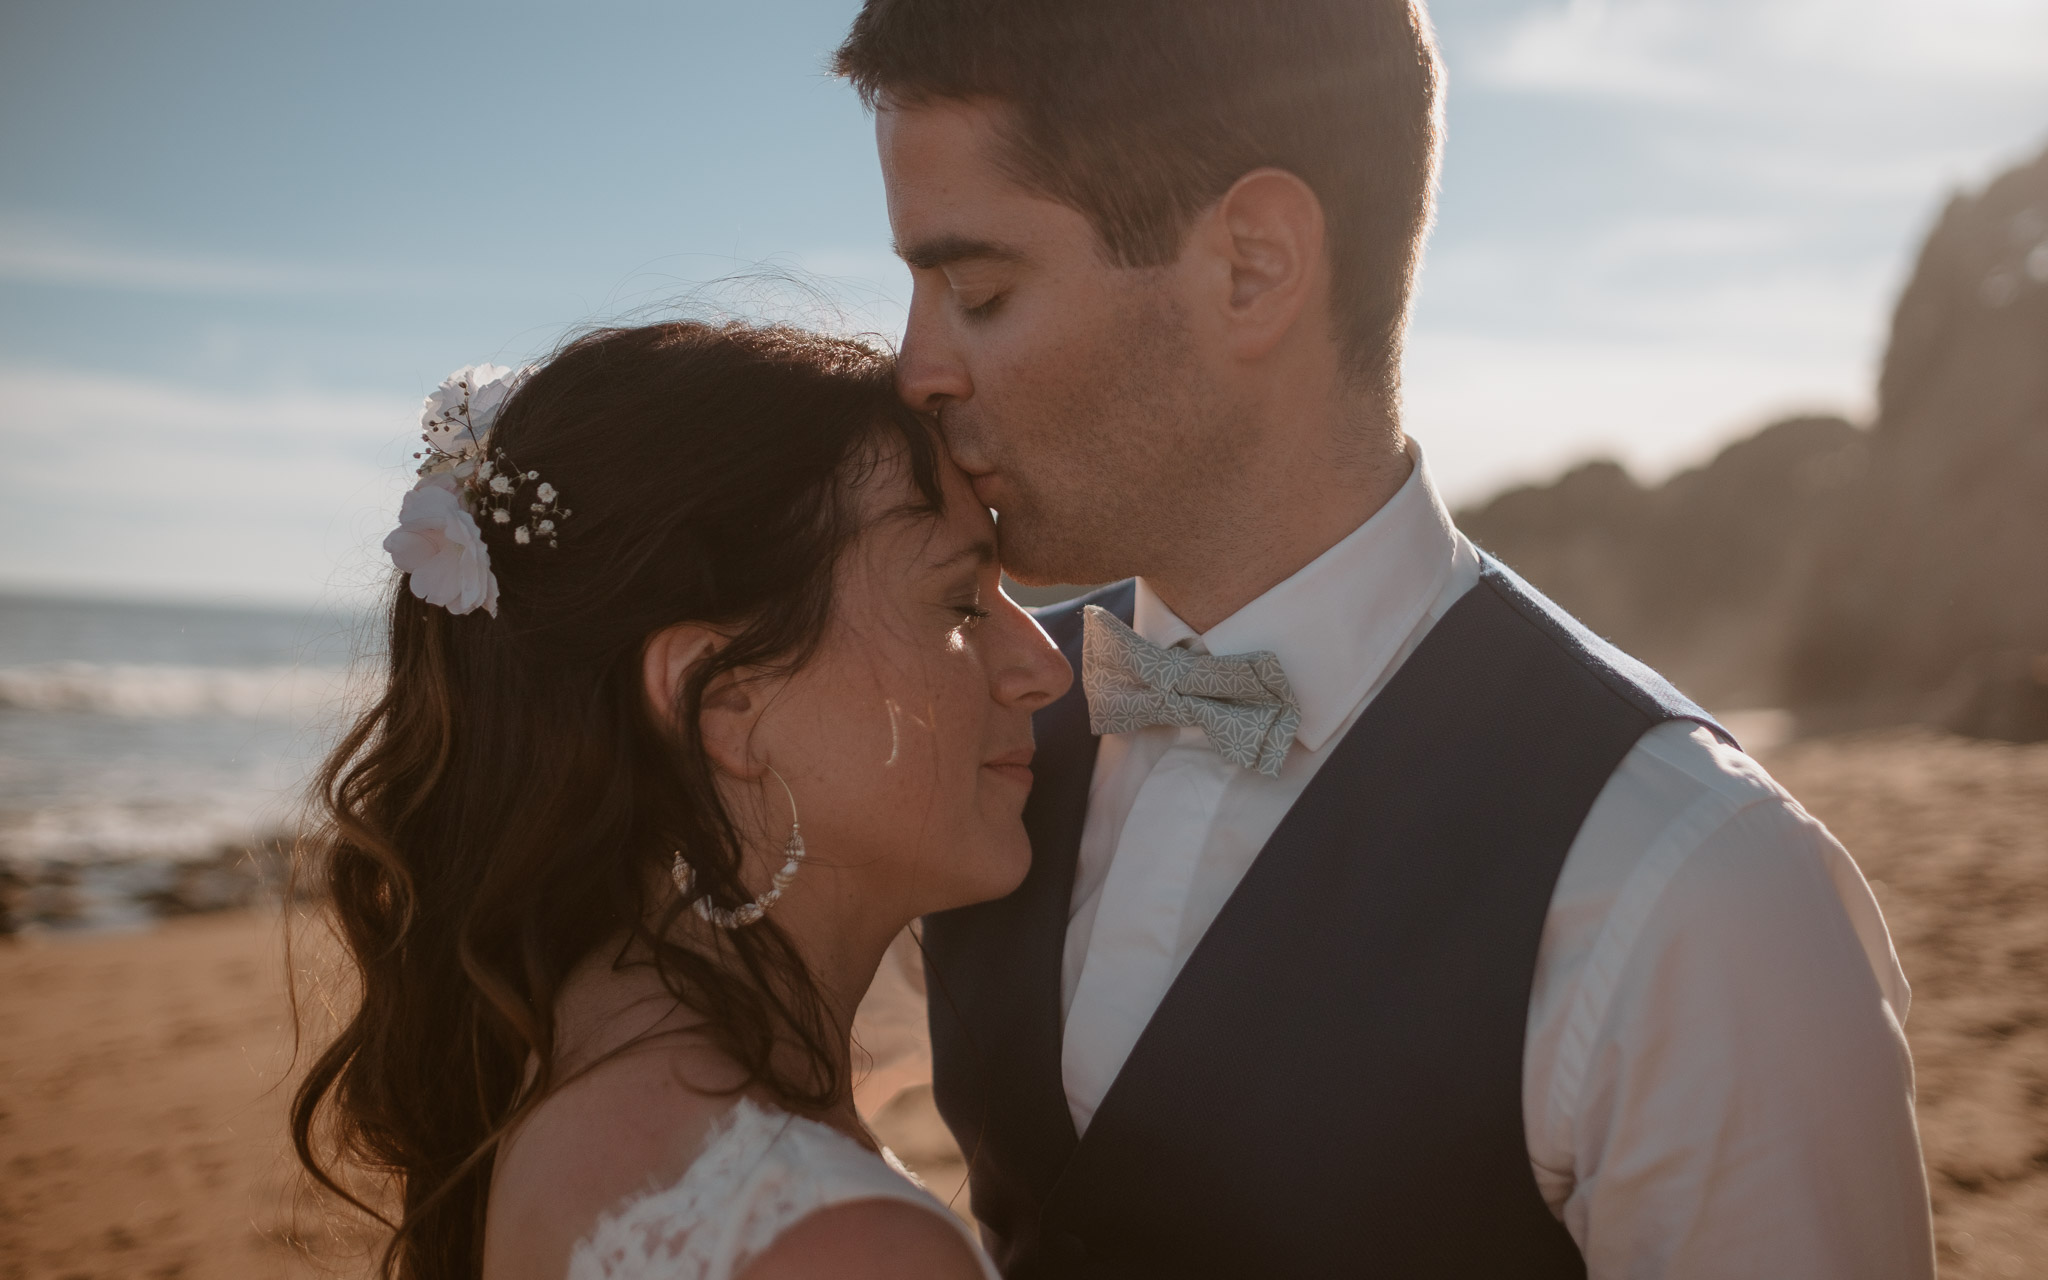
[836,2,1935,1276]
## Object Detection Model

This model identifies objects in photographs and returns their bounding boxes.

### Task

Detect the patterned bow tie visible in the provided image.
[1081,605,1302,778]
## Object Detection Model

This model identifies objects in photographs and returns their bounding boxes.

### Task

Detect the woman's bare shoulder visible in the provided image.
[737,1198,986,1280]
[482,1035,742,1280]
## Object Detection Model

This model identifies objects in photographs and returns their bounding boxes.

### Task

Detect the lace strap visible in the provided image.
[568,1099,992,1280]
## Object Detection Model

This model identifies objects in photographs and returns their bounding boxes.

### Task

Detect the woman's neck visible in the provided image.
[553,909,904,1142]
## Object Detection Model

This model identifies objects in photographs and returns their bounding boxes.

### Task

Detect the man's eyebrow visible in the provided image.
[927,538,999,572]
[895,235,1024,271]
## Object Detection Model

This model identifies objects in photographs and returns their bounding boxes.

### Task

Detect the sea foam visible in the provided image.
[0,662,359,720]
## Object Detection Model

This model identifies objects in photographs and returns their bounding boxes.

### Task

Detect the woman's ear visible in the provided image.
[641,624,766,780]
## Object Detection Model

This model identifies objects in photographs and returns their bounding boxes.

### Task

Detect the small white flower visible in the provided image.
[466,367,531,427]
[489,474,514,494]
[419,363,536,457]
[514,526,532,545]
[491,508,511,524]
[536,482,557,503]
[537,519,555,533]
[382,474,498,616]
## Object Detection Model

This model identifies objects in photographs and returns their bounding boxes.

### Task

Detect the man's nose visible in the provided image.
[897,301,973,414]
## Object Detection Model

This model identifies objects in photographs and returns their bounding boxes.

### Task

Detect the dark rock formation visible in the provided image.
[1784,145,2048,716]
[1461,414,1865,709]
[1933,650,2048,743]
[1456,140,2048,736]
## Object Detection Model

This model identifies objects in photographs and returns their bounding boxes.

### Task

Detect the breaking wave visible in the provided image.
[0,662,361,721]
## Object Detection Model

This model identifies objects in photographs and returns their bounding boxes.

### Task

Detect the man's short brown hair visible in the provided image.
[835,0,1444,399]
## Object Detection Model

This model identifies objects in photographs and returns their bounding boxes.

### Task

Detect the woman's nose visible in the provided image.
[992,601,1074,713]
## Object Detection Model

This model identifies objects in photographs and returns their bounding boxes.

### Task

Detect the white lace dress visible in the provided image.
[566,1098,998,1280]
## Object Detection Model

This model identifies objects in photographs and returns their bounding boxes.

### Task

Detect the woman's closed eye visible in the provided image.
[927,536,1000,635]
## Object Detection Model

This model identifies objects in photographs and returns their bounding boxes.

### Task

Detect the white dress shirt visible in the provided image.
[1058,442,1934,1278]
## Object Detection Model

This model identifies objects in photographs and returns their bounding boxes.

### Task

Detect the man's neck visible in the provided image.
[1143,427,1413,634]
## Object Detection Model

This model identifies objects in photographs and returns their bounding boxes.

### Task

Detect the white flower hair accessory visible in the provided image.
[381,364,572,617]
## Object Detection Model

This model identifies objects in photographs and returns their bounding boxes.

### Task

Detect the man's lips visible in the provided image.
[967,471,1003,510]
[982,746,1035,787]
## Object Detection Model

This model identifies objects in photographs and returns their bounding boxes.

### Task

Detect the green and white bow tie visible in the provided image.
[1081,605,1302,778]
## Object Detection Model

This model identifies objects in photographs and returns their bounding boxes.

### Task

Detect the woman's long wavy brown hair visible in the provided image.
[291,321,943,1279]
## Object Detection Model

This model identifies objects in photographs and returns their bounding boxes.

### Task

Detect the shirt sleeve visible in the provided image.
[1555,749,1935,1278]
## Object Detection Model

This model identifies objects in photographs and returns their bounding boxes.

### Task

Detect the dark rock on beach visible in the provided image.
[0,834,299,935]
[1785,145,2048,721]
[1460,141,2048,737]
[1461,413,1866,710]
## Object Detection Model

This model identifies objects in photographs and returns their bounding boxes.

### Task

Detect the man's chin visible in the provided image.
[996,525,1111,590]
[1000,562,1064,589]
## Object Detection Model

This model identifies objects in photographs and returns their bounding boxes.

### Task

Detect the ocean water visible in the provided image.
[0,592,369,929]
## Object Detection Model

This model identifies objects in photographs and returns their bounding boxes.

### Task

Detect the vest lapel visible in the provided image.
[934,566,1717,1278]
[1035,576,1612,1276]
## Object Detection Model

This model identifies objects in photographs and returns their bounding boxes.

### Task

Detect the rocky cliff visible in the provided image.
[1461,414,1866,709]
[1459,142,2048,737]
[1785,145,2048,725]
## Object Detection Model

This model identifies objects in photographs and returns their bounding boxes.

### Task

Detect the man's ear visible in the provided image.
[1193,167,1327,360]
[641,623,766,781]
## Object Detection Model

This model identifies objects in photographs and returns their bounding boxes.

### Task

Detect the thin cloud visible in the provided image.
[1,365,413,603]
[1580,213,1799,266]
[1415,226,1885,363]
[1478,0,1721,103]
[1696,135,2048,201]
[0,218,421,297]
[1478,0,2048,105]
[580,250,911,342]
[1402,328,1875,506]
[1402,0,2048,505]
[0,366,409,448]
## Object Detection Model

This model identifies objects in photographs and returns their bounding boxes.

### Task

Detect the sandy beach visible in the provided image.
[3,728,2042,1279]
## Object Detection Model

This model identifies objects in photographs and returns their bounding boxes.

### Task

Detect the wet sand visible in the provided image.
[3,728,2042,1278]
[0,911,354,1279]
[0,912,960,1279]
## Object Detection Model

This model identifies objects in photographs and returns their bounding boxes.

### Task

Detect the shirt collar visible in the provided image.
[1131,438,1463,753]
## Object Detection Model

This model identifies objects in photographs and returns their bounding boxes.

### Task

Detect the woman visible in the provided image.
[293,321,1071,1280]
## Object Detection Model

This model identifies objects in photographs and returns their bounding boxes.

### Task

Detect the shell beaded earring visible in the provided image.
[669,767,806,929]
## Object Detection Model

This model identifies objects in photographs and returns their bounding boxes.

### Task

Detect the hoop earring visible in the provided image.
[669,766,806,929]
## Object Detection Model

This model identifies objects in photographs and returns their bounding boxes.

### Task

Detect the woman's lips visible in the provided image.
[982,748,1035,787]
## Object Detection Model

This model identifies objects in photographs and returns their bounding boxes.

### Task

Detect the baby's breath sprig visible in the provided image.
[488,453,573,549]
[404,363,570,551]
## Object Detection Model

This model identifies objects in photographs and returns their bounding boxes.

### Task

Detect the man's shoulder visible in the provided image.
[1609,720,1793,838]
[1549,719,1899,1050]
[1468,553,1732,748]
[1569,719,1865,964]
[1550,723,1806,956]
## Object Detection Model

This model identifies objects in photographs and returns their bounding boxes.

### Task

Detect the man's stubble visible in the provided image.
[957,284,1256,590]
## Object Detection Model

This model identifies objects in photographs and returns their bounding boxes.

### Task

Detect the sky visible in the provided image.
[3,0,2046,607]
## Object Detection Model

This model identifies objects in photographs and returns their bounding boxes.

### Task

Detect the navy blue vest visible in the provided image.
[922,556,1731,1279]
